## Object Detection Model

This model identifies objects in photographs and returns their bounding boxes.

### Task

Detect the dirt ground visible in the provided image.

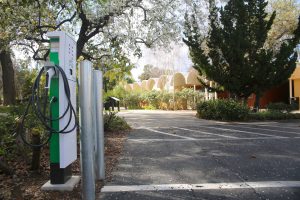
[0,131,128,200]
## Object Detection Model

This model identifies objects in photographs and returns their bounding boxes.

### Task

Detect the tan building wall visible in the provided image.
[289,63,300,110]
[294,79,300,97]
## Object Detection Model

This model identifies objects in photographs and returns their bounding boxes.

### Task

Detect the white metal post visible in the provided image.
[289,79,293,104]
[93,70,105,180]
[79,60,95,200]
[209,81,213,100]
[214,82,218,100]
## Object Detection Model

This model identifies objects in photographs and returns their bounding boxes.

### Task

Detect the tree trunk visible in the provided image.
[254,92,261,112]
[30,133,41,171]
[0,49,16,105]
[103,77,108,93]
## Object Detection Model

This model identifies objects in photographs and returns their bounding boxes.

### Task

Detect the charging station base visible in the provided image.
[41,176,80,191]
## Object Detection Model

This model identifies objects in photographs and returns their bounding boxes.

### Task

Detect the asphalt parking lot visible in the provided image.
[100,110,300,200]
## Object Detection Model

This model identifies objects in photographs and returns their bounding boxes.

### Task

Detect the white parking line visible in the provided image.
[189,125,287,138]
[173,127,238,139]
[255,124,300,131]
[144,128,196,140]
[102,181,300,192]
[128,137,300,143]
[218,122,278,125]
[223,124,300,136]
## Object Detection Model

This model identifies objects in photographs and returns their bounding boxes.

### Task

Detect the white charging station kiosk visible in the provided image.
[46,31,77,184]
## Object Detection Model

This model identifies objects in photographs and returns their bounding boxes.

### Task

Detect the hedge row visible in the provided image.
[196,100,300,121]
[196,99,249,121]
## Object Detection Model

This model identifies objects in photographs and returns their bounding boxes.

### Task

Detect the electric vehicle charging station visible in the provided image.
[19,30,105,195]
[43,31,78,187]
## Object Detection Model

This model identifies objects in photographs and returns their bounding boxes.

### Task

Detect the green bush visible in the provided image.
[197,99,249,121]
[123,92,142,109]
[141,90,160,109]
[104,112,131,132]
[266,102,293,113]
[176,88,204,110]
[0,115,17,157]
[158,91,172,110]
[249,111,300,120]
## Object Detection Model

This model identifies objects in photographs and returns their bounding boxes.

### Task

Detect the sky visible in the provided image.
[130,43,193,81]
[130,0,300,82]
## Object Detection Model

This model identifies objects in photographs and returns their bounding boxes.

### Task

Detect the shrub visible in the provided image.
[104,112,131,132]
[123,92,142,109]
[143,105,157,110]
[141,91,160,109]
[249,111,300,120]
[266,102,293,113]
[176,88,204,110]
[197,99,249,121]
[0,115,17,157]
[158,91,172,110]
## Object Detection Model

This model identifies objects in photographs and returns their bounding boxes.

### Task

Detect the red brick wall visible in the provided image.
[247,82,289,108]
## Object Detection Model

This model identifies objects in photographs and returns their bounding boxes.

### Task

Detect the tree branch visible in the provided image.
[36,12,77,30]
[81,51,111,61]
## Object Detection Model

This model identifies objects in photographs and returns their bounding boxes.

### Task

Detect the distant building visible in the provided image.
[124,62,300,110]
[289,62,300,110]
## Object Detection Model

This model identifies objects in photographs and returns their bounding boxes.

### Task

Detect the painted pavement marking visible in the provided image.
[185,125,287,138]
[231,122,300,131]
[223,124,300,136]
[173,127,238,139]
[254,124,300,131]
[102,181,300,193]
[143,128,197,140]
[128,137,300,143]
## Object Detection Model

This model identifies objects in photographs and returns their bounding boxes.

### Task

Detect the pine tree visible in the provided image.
[184,0,300,108]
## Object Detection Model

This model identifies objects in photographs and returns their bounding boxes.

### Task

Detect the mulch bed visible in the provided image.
[0,130,129,200]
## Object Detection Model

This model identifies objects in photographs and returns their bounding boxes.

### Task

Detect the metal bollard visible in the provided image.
[93,70,105,180]
[79,60,95,200]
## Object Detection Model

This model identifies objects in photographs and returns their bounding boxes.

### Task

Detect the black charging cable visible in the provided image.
[18,64,78,147]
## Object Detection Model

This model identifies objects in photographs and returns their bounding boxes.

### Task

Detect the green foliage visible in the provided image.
[123,92,142,109]
[141,90,160,109]
[249,111,300,120]
[15,66,39,100]
[105,85,127,105]
[0,115,17,157]
[113,88,204,110]
[138,64,168,81]
[184,0,300,101]
[98,38,135,92]
[196,99,300,121]
[158,91,173,110]
[0,103,45,161]
[175,88,204,110]
[267,0,300,49]
[266,102,294,113]
[104,111,130,132]
[0,105,12,113]
[143,105,157,110]
[196,99,249,121]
